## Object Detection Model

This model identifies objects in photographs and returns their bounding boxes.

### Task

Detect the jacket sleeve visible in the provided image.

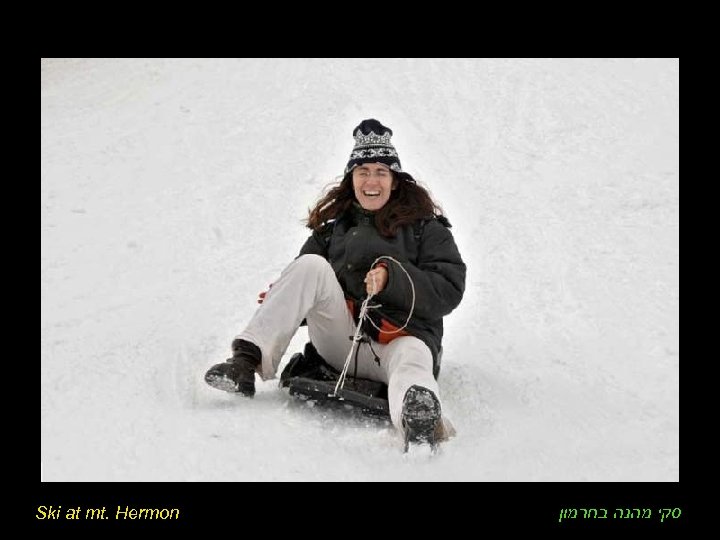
[376,220,466,320]
[297,227,330,259]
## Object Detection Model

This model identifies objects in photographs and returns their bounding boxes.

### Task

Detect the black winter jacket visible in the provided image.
[299,204,466,367]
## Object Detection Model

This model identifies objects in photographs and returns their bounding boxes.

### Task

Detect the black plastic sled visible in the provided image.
[279,342,441,419]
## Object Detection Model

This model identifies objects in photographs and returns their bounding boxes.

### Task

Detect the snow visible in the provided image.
[41,58,678,481]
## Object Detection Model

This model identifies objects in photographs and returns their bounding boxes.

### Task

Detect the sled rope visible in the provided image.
[333,256,416,396]
[334,286,374,395]
[364,256,416,336]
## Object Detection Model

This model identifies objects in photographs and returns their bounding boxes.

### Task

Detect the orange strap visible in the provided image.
[346,297,410,345]
[376,318,411,344]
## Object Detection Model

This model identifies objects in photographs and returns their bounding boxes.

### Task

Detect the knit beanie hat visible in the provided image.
[344,119,403,174]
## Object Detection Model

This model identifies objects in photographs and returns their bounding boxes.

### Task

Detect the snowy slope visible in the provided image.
[41,58,679,481]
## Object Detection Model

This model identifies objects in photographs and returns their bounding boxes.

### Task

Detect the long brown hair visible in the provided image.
[306,171,444,237]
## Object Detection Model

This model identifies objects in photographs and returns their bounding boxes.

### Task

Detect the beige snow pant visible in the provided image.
[237,254,440,429]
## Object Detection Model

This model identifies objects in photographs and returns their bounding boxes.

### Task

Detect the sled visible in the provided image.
[279,341,441,419]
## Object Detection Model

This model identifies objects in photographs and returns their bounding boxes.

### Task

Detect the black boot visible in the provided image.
[401,385,441,452]
[204,339,262,396]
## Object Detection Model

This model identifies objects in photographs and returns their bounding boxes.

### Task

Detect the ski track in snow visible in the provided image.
[41,58,678,481]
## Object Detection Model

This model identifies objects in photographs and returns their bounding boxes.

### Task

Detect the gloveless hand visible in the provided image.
[257,283,273,304]
[364,265,388,295]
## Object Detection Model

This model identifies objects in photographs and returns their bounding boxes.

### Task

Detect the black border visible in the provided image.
[33,481,687,532]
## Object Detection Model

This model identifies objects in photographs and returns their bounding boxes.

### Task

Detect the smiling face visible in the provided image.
[351,163,397,211]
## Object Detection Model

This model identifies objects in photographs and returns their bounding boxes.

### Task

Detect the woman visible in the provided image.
[205,119,466,449]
